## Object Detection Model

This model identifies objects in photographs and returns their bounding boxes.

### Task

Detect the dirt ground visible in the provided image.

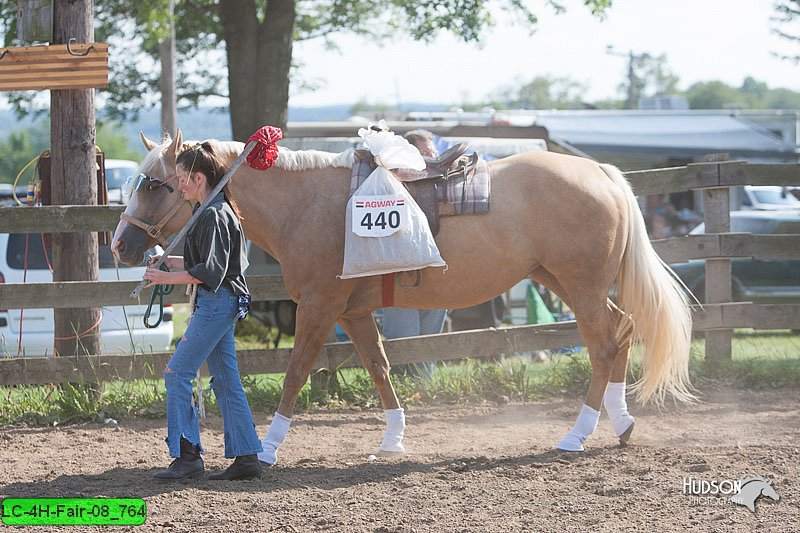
[1,388,798,532]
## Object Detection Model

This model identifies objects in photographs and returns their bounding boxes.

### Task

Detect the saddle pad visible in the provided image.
[349,153,491,217]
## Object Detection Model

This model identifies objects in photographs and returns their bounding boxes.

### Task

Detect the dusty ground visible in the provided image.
[1,388,798,532]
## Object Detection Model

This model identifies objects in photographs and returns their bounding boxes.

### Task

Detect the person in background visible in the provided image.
[144,141,262,481]
[379,129,448,378]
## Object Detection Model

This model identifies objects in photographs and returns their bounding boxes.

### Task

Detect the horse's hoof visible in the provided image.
[618,421,634,446]
[556,431,585,452]
[556,446,584,453]
[377,449,405,456]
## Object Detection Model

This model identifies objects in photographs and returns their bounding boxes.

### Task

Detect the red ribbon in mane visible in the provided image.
[246,126,282,170]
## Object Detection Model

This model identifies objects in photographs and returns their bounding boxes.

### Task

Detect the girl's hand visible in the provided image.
[143,267,171,289]
[149,255,182,270]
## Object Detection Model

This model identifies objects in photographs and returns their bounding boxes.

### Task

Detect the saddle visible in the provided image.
[356,143,479,236]
[393,143,475,182]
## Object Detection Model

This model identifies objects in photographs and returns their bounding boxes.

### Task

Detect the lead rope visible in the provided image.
[185,284,206,419]
[143,264,174,328]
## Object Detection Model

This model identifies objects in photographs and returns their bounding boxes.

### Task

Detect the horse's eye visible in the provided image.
[146,182,159,192]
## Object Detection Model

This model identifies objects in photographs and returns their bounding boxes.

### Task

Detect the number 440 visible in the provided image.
[360,210,400,230]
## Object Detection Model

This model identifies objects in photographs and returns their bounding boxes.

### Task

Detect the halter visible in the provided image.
[119,173,187,248]
[120,199,187,248]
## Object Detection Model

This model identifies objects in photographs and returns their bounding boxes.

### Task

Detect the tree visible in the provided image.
[772,0,800,63]
[0,127,49,185]
[4,1,612,140]
[684,80,745,109]
[739,76,769,108]
[488,75,588,110]
[614,52,680,108]
[683,77,800,110]
[0,122,142,185]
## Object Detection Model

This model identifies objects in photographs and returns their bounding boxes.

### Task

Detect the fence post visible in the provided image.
[701,154,732,360]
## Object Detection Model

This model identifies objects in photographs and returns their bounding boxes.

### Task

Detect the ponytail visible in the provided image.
[176,141,243,221]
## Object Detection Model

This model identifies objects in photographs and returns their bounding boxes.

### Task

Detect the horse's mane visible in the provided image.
[276,146,355,171]
[142,136,354,173]
[139,139,171,175]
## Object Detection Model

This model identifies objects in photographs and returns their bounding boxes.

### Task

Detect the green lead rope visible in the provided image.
[144,264,174,329]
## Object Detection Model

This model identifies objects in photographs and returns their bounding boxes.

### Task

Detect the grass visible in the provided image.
[1,329,798,426]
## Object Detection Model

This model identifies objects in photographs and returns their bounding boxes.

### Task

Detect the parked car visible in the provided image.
[741,185,800,211]
[105,159,139,204]
[0,184,29,207]
[671,210,800,304]
[245,243,297,336]
[0,231,173,357]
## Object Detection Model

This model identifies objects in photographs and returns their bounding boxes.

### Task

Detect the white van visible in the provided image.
[105,159,139,205]
[0,231,173,357]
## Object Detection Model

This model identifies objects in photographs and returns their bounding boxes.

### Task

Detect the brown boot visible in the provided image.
[153,438,205,480]
[207,454,262,481]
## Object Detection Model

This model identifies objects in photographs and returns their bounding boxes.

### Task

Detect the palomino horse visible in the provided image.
[112,130,692,460]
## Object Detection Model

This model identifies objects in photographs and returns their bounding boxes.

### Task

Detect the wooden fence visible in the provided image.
[1,160,799,386]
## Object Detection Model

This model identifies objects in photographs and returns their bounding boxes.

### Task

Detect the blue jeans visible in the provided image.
[164,286,262,458]
[381,308,447,338]
[381,308,447,378]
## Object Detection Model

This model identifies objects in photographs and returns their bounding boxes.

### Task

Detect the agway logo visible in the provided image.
[354,199,404,209]
[683,475,780,513]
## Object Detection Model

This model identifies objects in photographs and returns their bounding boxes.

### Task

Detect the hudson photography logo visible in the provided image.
[682,475,780,513]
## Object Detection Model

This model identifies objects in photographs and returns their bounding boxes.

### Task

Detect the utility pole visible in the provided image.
[607,45,650,110]
[51,0,102,357]
[159,0,177,138]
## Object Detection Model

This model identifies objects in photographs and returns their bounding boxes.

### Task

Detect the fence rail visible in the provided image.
[0,275,289,309]
[1,160,799,385]
[0,302,797,386]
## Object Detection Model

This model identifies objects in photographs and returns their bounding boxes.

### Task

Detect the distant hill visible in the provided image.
[1,102,449,146]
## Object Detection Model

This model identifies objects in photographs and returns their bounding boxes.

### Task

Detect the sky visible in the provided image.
[289,0,799,108]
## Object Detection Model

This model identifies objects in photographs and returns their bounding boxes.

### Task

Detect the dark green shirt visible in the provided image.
[183,191,249,295]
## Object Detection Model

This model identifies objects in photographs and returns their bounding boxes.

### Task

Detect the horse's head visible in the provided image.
[111,129,193,265]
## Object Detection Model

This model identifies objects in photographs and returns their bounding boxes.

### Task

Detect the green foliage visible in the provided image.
[54,383,103,421]
[97,123,143,161]
[772,0,800,63]
[0,122,140,185]
[0,0,612,123]
[2,332,799,426]
[684,76,800,109]
[631,53,681,97]
[0,124,49,184]
[684,80,745,109]
[542,352,593,394]
[489,75,589,110]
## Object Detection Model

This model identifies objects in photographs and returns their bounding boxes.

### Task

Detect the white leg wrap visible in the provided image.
[603,381,635,437]
[379,408,406,454]
[556,404,600,452]
[258,413,291,465]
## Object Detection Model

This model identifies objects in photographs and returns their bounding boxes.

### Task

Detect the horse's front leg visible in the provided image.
[258,295,343,465]
[338,313,406,454]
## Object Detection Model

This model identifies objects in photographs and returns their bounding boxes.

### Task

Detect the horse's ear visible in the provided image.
[171,129,183,158]
[140,132,158,152]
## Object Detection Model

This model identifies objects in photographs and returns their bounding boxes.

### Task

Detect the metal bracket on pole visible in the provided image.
[129,140,257,299]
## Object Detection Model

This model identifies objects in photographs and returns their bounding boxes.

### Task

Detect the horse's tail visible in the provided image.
[600,164,695,404]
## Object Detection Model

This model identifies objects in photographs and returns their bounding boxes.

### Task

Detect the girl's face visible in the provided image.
[176,163,207,203]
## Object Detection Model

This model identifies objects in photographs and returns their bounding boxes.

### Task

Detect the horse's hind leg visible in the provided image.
[605,300,636,445]
[338,313,406,454]
[533,267,635,448]
[556,289,620,452]
[258,295,344,465]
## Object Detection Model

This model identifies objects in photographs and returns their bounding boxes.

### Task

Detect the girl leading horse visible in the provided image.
[112,129,692,462]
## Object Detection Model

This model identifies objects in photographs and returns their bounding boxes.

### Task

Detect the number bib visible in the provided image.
[352,194,409,237]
